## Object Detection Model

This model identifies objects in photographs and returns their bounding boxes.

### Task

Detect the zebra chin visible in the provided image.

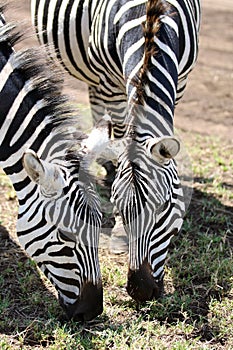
[59,281,103,322]
[126,260,164,303]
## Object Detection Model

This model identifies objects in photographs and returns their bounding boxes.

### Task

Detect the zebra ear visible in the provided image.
[23,150,64,197]
[150,137,180,160]
[23,150,44,184]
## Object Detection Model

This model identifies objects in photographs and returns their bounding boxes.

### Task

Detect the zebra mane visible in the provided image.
[136,0,170,105]
[0,11,86,152]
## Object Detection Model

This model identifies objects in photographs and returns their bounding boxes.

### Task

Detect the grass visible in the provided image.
[0,131,232,349]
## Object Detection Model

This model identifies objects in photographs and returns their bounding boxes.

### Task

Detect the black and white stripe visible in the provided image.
[0,7,104,321]
[31,0,201,301]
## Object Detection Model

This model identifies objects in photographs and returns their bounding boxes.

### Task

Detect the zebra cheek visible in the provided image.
[126,259,163,302]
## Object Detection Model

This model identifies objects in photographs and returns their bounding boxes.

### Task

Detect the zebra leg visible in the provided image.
[89,84,116,183]
[88,85,116,231]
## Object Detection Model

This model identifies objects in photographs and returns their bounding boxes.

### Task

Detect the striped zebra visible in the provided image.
[31,0,201,302]
[0,5,110,321]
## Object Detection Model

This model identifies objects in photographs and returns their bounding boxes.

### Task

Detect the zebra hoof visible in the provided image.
[126,260,163,302]
[59,281,103,321]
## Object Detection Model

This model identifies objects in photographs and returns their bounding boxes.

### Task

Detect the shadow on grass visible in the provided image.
[172,185,233,300]
[137,184,233,344]
[0,226,64,345]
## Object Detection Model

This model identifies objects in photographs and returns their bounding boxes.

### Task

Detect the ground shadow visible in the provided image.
[136,182,232,344]
[0,226,65,344]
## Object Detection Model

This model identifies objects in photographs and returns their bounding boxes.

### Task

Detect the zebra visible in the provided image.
[0,5,111,321]
[31,0,201,302]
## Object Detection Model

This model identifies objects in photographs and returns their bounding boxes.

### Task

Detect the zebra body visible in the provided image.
[0,6,106,321]
[32,0,200,135]
[31,0,201,301]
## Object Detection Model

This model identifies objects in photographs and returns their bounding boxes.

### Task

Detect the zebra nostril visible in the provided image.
[127,260,163,302]
[60,281,103,322]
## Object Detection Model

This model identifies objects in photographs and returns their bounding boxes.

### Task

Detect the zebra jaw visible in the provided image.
[23,150,65,198]
[145,136,180,163]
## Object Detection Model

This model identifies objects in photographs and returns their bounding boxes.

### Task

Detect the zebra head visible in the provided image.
[17,128,108,321]
[112,134,185,302]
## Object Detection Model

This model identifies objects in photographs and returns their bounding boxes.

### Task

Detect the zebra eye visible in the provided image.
[58,229,76,243]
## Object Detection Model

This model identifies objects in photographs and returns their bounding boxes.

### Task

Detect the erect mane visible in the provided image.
[136,0,170,105]
[0,9,85,150]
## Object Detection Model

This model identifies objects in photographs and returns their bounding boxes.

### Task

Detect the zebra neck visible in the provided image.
[127,104,174,144]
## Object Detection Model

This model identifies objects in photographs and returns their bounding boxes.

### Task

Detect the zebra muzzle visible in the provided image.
[126,260,164,302]
[59,281,103,322]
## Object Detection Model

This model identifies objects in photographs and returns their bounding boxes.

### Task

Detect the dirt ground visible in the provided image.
[4,0,233,142]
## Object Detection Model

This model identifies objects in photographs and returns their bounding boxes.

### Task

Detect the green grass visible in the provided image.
[0,132,232,349]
